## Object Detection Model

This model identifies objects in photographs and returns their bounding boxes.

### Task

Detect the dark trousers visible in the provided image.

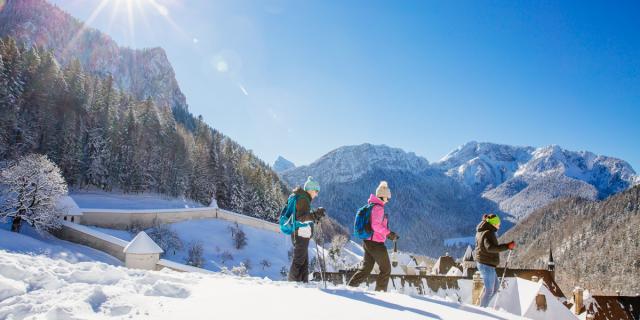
[347,240,391,291]
[288,235,310,282]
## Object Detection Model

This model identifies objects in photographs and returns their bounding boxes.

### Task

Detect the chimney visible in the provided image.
[472,271,483,306]
[531,275,539,282]
[535,293,547,311]
[573,287,584,315]
[616,290,620,296]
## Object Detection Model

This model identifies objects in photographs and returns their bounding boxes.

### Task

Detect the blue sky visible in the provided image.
[51,0,640,169]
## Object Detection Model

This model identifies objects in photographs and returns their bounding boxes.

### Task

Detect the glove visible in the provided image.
[507,241,516,250]
[387,232,399,241]
[311,207,326,221]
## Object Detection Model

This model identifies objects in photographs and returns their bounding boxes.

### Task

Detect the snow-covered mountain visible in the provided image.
[282,142,638,256]
[0,0,188,113]
[283,144,430,185]
[273,156,296,173]
[281,144,499,257]
[435,141,638,219]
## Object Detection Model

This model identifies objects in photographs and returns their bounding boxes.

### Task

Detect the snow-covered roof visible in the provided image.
[446,266,463,277]
[56,196,83,216]
[492,277,576,320]
[432,255,457,275]
[123,231,163,254]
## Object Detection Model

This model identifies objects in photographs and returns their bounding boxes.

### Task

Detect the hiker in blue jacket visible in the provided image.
[288,176,325,282]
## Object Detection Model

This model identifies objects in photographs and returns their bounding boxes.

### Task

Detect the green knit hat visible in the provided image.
[303,176,320,192]
[485,214,501,226]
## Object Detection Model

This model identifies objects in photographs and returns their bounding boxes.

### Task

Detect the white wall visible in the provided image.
[79,208,280,233]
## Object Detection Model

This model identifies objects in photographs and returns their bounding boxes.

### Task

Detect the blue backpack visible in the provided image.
[279,194,312,235]
[353,203,377,239]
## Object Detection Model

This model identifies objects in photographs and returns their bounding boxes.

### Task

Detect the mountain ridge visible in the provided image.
[282,142,637,256]
[0,0,189,114]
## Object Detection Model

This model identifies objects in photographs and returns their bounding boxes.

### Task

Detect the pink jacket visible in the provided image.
[368,194,390,243]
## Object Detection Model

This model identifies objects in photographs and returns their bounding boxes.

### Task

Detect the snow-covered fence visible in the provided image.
[78,208,280,233]
[55,221,129,261]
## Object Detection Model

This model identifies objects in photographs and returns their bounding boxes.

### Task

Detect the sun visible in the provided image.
[64,0,185,52]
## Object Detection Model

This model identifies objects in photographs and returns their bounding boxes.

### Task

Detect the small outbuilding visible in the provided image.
[123,231,163,270]
[56,196,83,224]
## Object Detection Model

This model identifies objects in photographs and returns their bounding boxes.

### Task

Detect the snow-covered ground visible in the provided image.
[70,190,205,209]
[0,250,527,319]
[87,219,365,280]
[0,223,121,266]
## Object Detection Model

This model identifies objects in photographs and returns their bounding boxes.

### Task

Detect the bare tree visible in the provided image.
[128,219,146,235]
[242,258,252,271]
[230,223,247,250]
[147,219,183,256]
[280,266,288,280]
[259,259,272,270]
[185,241,204,268]
[0,154,67,233]
[220,251,234,264]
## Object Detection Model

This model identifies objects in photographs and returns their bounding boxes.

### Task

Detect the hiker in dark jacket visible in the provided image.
[473,213,516,307]
[288,176,325,283]
[347,181,399,292]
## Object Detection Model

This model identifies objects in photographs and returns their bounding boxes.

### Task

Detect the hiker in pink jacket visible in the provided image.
[347,181,399,291]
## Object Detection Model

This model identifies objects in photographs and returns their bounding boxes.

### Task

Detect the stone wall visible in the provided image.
[54,221,128,261]
[79,208,280,233]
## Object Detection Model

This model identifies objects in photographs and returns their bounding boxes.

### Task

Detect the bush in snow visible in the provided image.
[231,263,248,277]
[185,241,204,268]
[280,266,288,279]
[328,234,349,262]
[242,258,252,271]
[220,251,233,264]
[128,219,146,236]
[230,223,247,250]
[0,154,67,233]
[259,259,272,270]
[146,219,183,256]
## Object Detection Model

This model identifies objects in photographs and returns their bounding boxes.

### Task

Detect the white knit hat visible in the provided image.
[375,181,391,199]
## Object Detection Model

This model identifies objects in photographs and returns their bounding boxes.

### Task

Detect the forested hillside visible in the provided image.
[501,185,640,295]
[0,37,288,220]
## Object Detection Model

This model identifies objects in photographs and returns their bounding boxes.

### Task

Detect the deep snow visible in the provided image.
[0,250,528,320]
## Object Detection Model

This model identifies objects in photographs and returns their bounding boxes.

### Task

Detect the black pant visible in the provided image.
[347,240,391,291]
[288,235,310,282]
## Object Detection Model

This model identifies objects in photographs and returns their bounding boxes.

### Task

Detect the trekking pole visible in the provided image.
[389,239,398,291]
[492,249,513,310]
[314,220,327,289]
[314,237,325,288]
[319,224,328,289]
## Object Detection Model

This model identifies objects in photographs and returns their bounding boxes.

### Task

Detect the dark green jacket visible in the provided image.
[473,220,509,267]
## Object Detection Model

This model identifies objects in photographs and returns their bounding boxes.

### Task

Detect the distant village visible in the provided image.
[314,245,640,320]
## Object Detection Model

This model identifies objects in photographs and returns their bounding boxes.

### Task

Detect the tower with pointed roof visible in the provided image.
[547,245,555,280]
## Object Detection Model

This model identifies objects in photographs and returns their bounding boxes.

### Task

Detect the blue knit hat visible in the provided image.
[303,176,320,192]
